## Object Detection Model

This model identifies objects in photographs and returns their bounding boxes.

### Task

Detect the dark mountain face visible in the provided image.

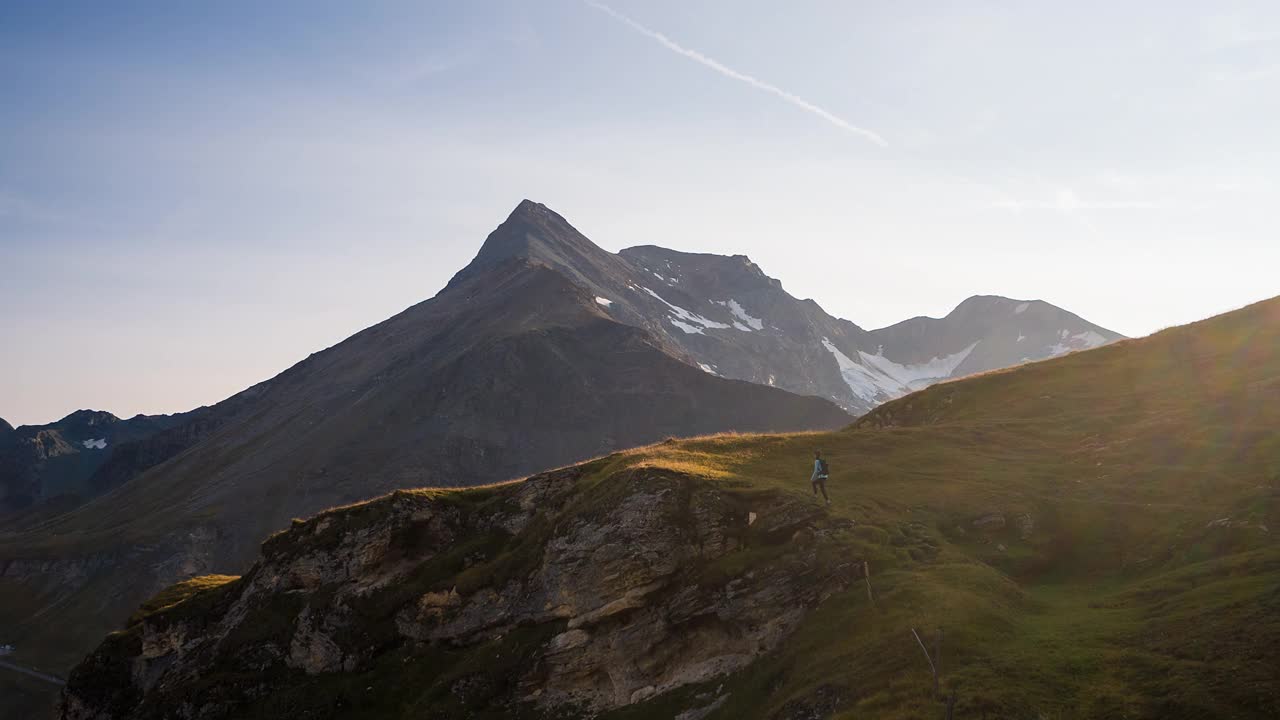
[0,410,188,512]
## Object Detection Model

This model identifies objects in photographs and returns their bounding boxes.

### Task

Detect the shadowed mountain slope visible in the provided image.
[0,410,191,513]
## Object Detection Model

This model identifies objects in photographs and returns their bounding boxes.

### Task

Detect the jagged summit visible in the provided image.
[619,245,784,294]
[443,200,1123,415]
[56,409,121,426]
[0,417,12,435]
[447,199,614,291]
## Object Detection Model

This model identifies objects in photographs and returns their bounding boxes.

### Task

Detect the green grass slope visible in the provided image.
[65,296,1280,719]
[601,295,1280,712]
[606,296,1280,717]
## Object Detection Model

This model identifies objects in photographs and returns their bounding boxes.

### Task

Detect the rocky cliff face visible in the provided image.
[60,463,858,719]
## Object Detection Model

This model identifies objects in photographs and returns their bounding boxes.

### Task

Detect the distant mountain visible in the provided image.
[453,201,1122,414]
[0,200,1119,715]
[0,410,188,512]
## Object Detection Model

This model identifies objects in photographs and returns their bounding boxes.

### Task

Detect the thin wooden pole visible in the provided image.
[863,560,876,607]
[911,627,938,695]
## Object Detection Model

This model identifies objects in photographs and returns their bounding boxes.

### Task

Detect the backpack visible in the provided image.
[818,458,829,476]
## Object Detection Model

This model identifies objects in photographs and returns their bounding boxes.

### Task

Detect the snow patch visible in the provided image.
[1017,335,1026,343]
[1074,330,1109,348]
[1015,302,1030,314]
[821,338,980,403]
[642,287,730,331]
[594,297,613,307]
[1047,330,1111,357]
[670,319,704,335]
[713,299,764,331]
[82,438,107,450]
[697,362,719,375]
[859,342,979,391]
[821,339,889,402]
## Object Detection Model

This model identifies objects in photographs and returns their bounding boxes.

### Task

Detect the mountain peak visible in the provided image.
[445,200,614,292]
[954,294,1024,309]
[0,416,12,435]
[58,409,121,427]
[479,199,594,262]
[510,197,545,216]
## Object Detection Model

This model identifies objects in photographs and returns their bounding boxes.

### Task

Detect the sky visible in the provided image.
[2,0,1278,427]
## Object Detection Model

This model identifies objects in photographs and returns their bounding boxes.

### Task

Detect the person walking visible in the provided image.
[810,450,830,505]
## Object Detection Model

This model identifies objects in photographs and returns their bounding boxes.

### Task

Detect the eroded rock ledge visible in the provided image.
[61,463,857,719]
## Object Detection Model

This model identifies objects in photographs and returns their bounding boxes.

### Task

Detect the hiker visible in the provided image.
[810,450,830,505]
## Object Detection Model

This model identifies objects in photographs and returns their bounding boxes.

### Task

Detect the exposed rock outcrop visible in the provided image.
[61,464,858,719]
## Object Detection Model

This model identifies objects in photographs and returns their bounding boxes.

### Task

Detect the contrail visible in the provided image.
[585,1,887,147]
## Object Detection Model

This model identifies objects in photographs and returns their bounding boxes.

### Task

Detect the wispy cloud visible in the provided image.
[584,1,887,147]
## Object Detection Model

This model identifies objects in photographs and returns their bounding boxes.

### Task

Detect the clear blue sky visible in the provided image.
[2,1,1277,426]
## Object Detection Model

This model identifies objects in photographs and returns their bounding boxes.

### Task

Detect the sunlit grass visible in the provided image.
[128,574,240,625]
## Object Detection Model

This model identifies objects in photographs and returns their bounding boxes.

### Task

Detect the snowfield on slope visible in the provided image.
[1049,330,1109,356]
[821,338,980,403]
[713,299,765,331]
[642,287,729,333]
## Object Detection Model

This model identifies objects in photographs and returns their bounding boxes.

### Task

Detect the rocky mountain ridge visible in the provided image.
[0,410,191,513]
[60,463,858,719]
[467,201,1123,414]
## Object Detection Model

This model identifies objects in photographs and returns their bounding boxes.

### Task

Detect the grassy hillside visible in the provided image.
[602,298,1280,718]
[62,297,1280,718]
